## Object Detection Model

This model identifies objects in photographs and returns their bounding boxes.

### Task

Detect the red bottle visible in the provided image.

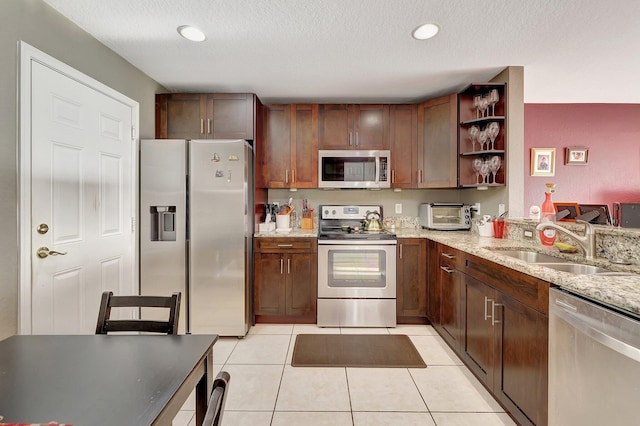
[539,184,556,246]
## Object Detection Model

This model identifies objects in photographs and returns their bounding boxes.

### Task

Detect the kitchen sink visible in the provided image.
[536,263,609,274]
[495,250,569,263]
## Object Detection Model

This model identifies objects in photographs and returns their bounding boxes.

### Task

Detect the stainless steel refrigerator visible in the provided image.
[140,139,253,337]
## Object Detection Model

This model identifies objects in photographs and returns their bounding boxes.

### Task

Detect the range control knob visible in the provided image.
[332,210,336,216]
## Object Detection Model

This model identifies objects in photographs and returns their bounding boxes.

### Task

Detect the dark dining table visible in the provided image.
[0,334,218,425]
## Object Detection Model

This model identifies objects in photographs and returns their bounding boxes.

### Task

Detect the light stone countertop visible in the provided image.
[254,227,640,318]
[254,228,318,238]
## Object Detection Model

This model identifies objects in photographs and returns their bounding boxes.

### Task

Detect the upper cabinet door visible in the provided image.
[389,104,417,188]
[262,104,292,189]
[353,104,389,150]
[417,94,458,188]
[211,93,255,140]
[156,93,206,139]
[317,104,351,150]
[291,104,318,188]
[317,104,389,150]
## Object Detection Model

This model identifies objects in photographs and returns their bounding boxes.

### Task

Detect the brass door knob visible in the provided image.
[37,247,68,259]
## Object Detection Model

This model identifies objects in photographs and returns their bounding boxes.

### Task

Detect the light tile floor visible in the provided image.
[173,324,516,426]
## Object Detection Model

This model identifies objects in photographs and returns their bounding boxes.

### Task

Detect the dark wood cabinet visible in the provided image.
[417,94,458,188]
[438,245,463,351]
[426,239,441,325]
[458,83,507,188]
[155,93,256,140]
[396,238,427,322]
[389,104,418,188]
[318,104,389,150]
[260,104,317,189]
[254,238,317,323]
[428,241,549,426]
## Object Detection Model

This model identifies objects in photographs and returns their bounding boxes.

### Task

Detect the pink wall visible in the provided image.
[524,104,640,215]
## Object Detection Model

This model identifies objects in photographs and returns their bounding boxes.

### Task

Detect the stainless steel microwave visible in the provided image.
[419,203,472,230]
[318,150,390,189]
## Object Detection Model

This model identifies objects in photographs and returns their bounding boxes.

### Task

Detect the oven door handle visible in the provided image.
[318,239,397,246]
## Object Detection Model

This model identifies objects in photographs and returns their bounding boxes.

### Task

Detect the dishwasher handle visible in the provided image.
[551,289,640,363]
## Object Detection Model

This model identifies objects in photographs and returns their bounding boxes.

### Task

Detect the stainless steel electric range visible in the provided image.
[317,205,397,327]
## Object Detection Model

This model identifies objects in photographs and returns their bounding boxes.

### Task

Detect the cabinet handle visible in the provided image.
[484,296,493,321]
[277,244,293,247]
[349,131,353,146]
[280,258,284,274]
[491,302,503,326]
[441,253,456,259]
[200,119,205,134]
[419,170,423,183]
[291,169,295,184]
[207,118,212,134]
[440,266,455,274]
[356,132,359,146]
[399,244,403,259]
[285,170,289,183]
[287,258,291,274]
[391,170,395,183]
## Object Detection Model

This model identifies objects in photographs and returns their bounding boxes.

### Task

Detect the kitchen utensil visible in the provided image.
[364,211,383,231]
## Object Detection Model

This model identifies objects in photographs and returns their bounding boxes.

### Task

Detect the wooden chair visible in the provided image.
[202,371,230,426]
[95,291,181,334]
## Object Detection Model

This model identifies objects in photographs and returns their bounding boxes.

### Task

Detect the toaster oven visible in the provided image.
[419,203,472,230]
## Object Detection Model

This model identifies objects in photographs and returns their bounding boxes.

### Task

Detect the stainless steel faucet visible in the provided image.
[535,219,596,260]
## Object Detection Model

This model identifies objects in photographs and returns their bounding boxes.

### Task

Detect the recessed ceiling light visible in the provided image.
[412,23,440,40]
[177,25,206,42]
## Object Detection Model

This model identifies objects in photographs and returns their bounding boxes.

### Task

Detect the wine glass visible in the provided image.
[480,95,490,118]
[472,158,483,184]
[477,128,488,151]
[480,159,491,184]
[489,156,502,183]
[488,89,499,116]
[473,95,482,119]
[487,122,500,150]
[469,125,480,152]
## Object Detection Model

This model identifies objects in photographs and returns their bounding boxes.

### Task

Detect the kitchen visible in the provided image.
[2,1,640,426]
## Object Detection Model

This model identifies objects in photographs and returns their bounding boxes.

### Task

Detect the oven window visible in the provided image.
[327,249,386,288]
[432,207,462,224]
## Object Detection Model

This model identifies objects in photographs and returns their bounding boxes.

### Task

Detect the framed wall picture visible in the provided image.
[578,204,611,225]
[553,202,580,221]
[531,148,556,176]
[565,146,589,165]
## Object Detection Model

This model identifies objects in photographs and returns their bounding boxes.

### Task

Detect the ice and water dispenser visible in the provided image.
[150,206,176,241]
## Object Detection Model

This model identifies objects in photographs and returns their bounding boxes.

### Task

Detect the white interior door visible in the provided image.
[29,61,135,334]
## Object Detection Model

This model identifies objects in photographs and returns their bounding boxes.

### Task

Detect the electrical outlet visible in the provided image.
[472,203,481,216]
[395,203,402,214]
[498,204,506,216]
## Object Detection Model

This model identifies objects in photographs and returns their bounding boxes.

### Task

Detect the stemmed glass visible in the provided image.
[487,122,500,150]
[469,125,480,152]
[473,95,482,119]
[477,128,488,151]
[489,156,502,183]
[480,159,491,184]
[472,158,483,184]
[479,96,489,118]
[488,89,499,116]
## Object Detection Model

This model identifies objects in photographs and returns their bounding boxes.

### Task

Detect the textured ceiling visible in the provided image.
[42,0,640,104]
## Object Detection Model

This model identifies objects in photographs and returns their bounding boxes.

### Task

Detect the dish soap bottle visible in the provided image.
[539,183,556,246]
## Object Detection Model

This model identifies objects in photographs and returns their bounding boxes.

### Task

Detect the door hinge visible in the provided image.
[131,127,137,140]
[131,217,136,232]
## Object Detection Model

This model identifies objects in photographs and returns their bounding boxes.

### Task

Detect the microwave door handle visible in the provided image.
[375,155,380,183]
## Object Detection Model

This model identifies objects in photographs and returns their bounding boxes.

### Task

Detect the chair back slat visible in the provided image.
[95,291,181,335]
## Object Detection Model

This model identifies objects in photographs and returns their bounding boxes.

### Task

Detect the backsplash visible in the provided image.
[505,219,640,265]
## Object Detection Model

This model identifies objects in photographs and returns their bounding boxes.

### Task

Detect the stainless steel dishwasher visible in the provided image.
[549,287,640,425]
